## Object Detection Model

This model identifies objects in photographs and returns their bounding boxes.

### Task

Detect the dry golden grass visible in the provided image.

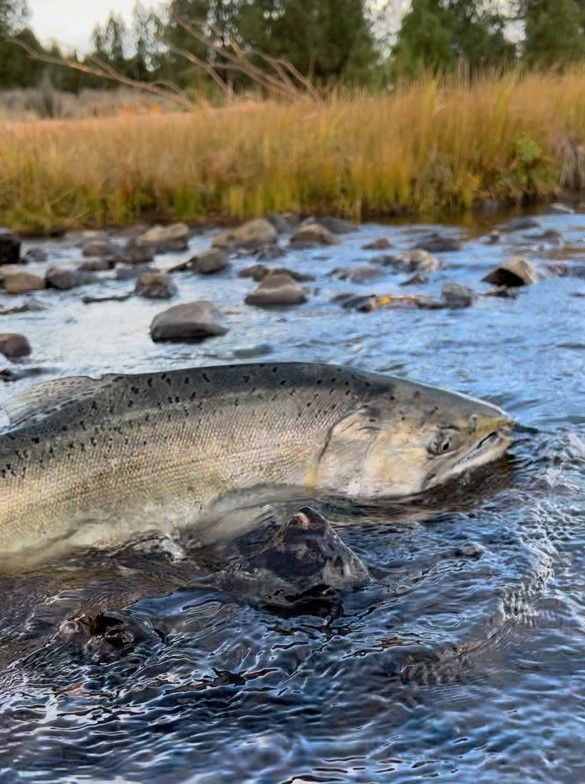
[1,70,585,232]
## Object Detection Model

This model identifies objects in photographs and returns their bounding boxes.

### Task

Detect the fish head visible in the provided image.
[318,379,513,500]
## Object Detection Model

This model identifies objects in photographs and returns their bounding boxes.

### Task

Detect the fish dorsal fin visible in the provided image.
[3,374,112,428]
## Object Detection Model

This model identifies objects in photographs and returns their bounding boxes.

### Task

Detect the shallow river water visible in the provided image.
[0,211,584,783]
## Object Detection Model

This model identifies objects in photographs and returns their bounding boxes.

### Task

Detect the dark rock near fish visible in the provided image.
[0,268,45,294]
[135,271,177,299]
[0,333,31,359]
[414,232,462,253]
[150,301,228,342]
[136,223,190,253]
[0,229,21,264]
[335,265,385,284]
[121,239,155,265]
[441,283,478,308]
[239,263,314,282]
[245,273,307,306]
[212,219,277,251]
[482,256,538,287]
[362,237,393,250]
[290,223,339,246]
[46,263,98,290]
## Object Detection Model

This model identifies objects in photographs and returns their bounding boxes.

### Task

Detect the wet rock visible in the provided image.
[190,248,230,274]
[116,265,156,281]
[23,247,48,262]
[0,333,31,359]
[453,541,485,559]
[362,237,392,250]
[79,257,116,272]
[0,268,45,294]
[482,256,538,287]
[137,223,190,253]
[46,263,98,290]
[548,202,574,215]
[340,294,380,312]
[525,228,563,245]
[501,216,541,232]
[313,216,358,235]
[135,272,177,299]
[150,301,228,342]
[0,299,45,315]
[59,611,158,659]
[483,230,501,245]
[290,223,339,246]
[441,283,478,308]
[341,293,435,312]
[0,229,21,264]
[484,286,519,299]
[239,263,314,282]
[82,238,119,258]
[266,212,300,233]
[375,249,442,273]
[232,343,273,358]
[245,273,307,306]
[121,239,155,265]
[212,219,277,251]
[335,265,385,284]
[414,232,461,253]
[83,293,132,304]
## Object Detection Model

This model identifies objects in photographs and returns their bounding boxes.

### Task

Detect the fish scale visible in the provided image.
[0,362,511,566]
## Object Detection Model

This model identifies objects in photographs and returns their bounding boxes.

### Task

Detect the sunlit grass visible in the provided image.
[1,69,585,233]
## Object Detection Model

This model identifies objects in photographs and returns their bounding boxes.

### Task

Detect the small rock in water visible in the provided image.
[414,232,462,253]
[150,301,228,342]
[23,247,48,262]
[362,237,393,250]
[137,223,190,253]
[79,257,116,272]
[190,248,230,274]
[525,228,563,245]
[252,244,287,261]
[441,283,478,308]
[290,223,339,246]
[135,272,177,299]
[482,256,538,287]
[400,271,429,286]
[335,265,385,284]
[82,238,119,258]
[0,268,45,294]
[375,249,442,273]
[46,263,98,290]
[0,229,21,264]
[0,299,45,315]
[239,263,314,282]
[121,239,155,265]
[483,230,501,245]
[83,292,132,304]
[266,212,300,233]
[547,202,574,215]
[212,219,277,251]
[245,273,307,306]
[0,333,31,359]
[59,611,158,659]
[453,541,485,559]
[313,216,358,235]
[116,264,156,281]
[233,343,273,358]
[484,285,519,299]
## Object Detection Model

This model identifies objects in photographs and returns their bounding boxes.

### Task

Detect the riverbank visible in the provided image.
[1,70,584,234]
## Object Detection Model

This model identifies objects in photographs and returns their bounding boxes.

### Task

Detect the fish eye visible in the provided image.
[427,429,457,456]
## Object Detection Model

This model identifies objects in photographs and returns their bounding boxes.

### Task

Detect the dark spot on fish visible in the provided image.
[131,386,139,395]
[61,425,68,432]
[413,391,421,399]
[147,378,153,387]
[202,373,210,383]
[184,377,190,385]
[234,398,239,406]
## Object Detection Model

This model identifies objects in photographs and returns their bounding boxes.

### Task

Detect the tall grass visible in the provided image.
[1,70,585,233]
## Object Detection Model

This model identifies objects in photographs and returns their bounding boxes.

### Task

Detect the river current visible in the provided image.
[0,211,583,783]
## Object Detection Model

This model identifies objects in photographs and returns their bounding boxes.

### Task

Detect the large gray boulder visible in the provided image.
[0,229,21,264]
[46,263,98,290]
[150,301,228,342]
[245,273,307,306]
[136,223,190,252]
[212,219,278,251]
[0,267,45,294]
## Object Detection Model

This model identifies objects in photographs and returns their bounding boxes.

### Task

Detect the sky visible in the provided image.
[27,0,139,52]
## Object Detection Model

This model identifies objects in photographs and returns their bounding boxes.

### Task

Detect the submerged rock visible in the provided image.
[121,239,155,265]
[266,212,300,233]
[82,238,119,258]
[548,202,574,215]
[313,216,358,235]
[46,263,98,290]
[59,611,158,659]
[482,256,538,287]
[83,293,132,304]
[501,216,541,232]
[245,273,307,306]
[290,223,339,246]
[239,263,314,283]
[212,219,277,251]
[79,257,116,272]
[414,232,462,253]
[441,283,478,308]
[150,301,228,342]
[0,268,45,294]
[335,265,385,284]
[375,249,442,273]
[0,333,31,359]
[362,237,392,250]
[252,244,287,261]
[135,272,177,299]
[0,229,21,264]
